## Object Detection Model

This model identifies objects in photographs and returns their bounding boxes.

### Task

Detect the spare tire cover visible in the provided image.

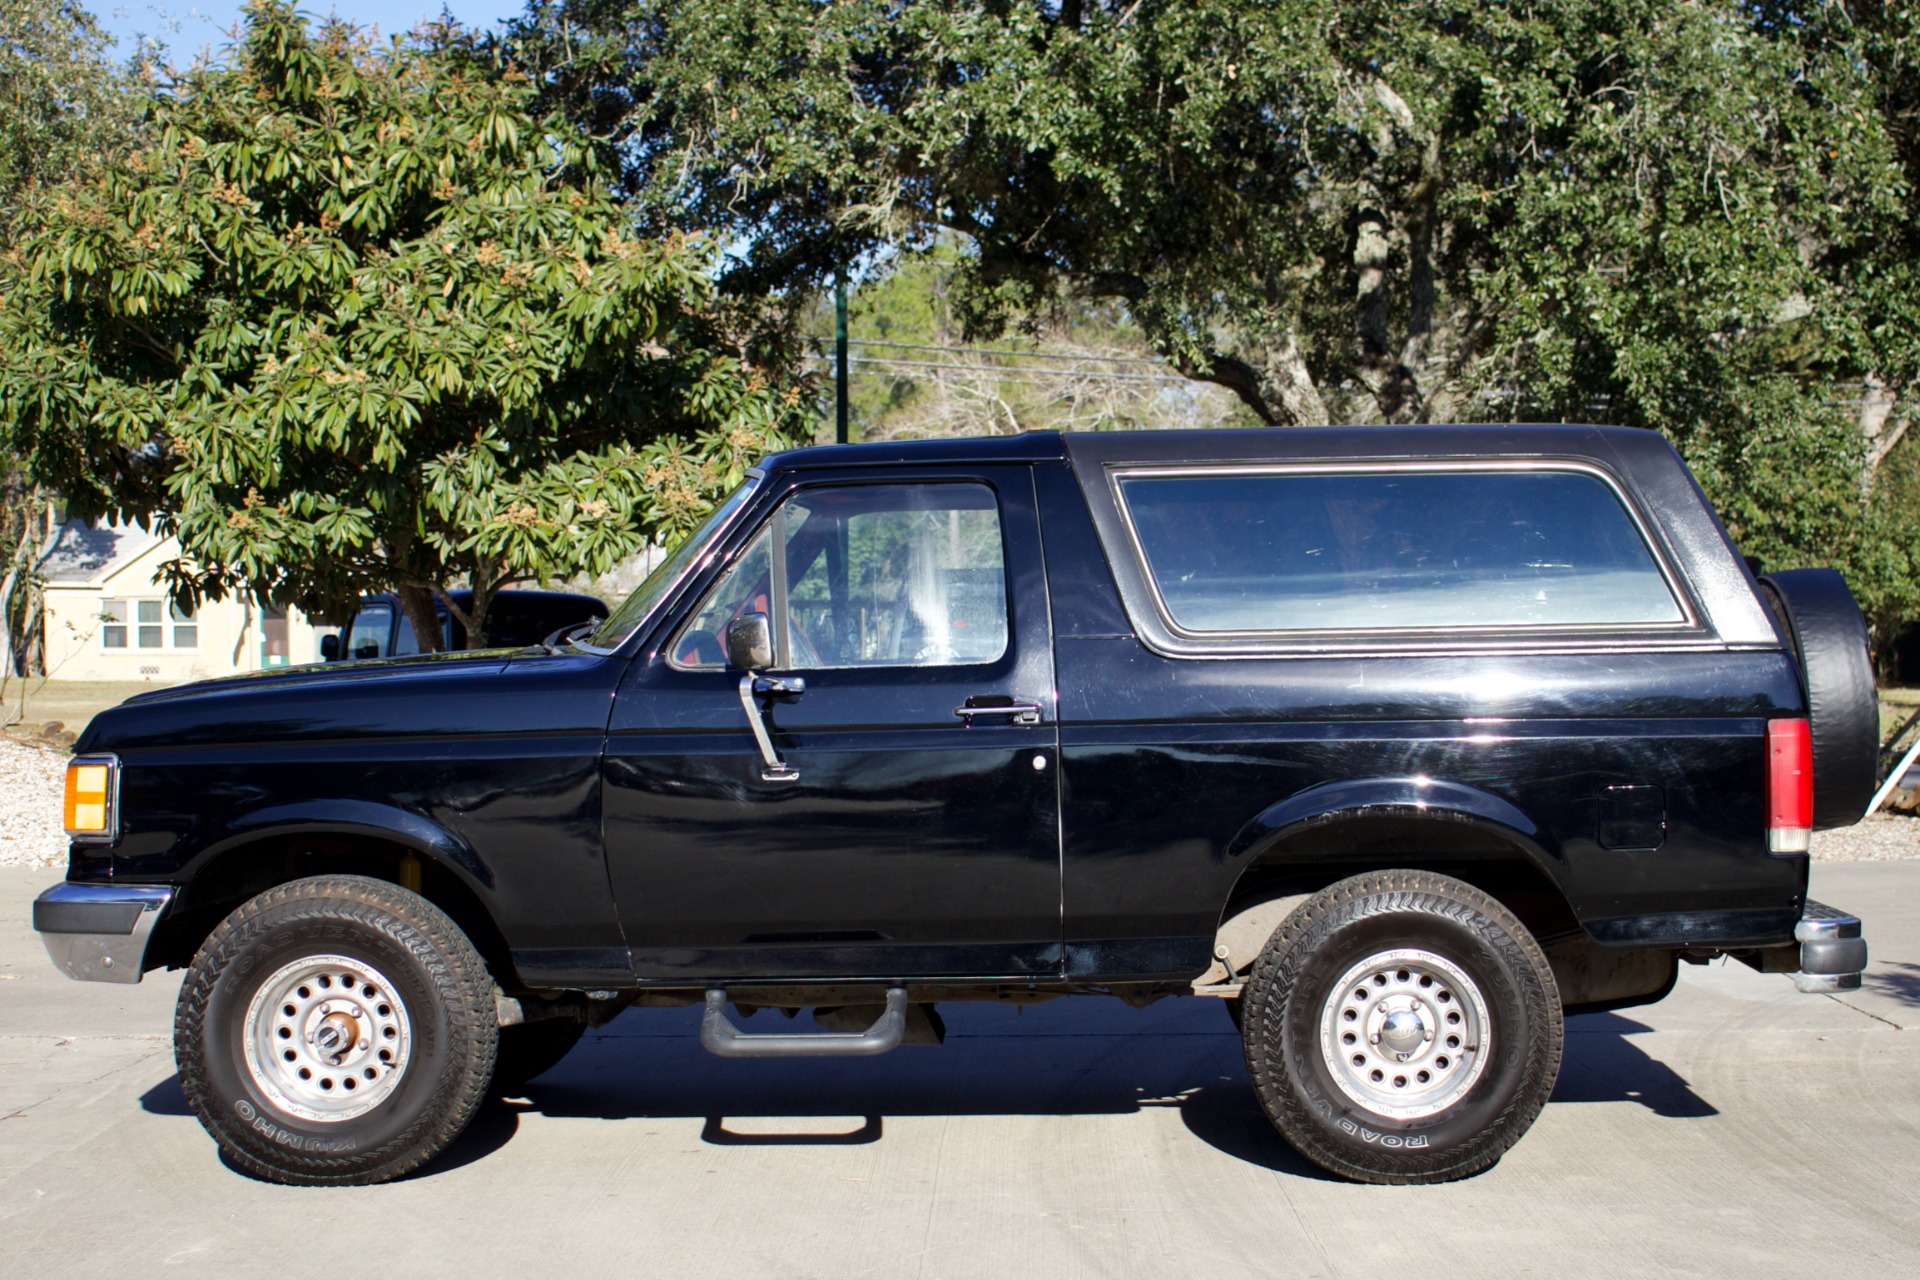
[1758,569,1878,829]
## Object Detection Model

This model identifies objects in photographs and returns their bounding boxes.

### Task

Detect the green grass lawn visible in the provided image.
[1883,687,1920,744]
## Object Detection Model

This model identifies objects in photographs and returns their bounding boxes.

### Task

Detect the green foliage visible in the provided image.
[1,0,138,236]
[3,0,140,668]
[509,0,1920,655]
[0,2,804,647]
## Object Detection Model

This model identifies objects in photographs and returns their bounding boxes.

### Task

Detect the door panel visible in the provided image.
[603,465,1062,981]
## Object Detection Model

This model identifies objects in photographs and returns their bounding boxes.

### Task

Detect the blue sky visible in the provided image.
[95,2,529,58]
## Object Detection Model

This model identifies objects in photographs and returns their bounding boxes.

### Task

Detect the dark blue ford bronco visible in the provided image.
[32,425,1875,1185]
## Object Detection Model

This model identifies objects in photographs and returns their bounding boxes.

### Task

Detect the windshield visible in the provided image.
[580,475,762,651]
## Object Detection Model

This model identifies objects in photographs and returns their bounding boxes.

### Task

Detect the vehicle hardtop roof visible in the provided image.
[762,423,1670,473]
[762,430,1068,471]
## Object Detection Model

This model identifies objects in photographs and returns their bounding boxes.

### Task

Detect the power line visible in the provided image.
[806,355,1198,385]
[848,339,1170,366]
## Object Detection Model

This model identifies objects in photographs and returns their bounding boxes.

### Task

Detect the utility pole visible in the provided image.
[835,271,850,445]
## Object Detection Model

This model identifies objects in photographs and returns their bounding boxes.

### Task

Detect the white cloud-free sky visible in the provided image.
[95,2,530,58]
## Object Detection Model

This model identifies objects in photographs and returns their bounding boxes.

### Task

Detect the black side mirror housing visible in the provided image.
[725,612,774,671]
[319,634,341,662]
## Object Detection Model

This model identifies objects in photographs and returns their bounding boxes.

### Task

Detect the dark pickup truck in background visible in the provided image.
[32,424,1873,1186]
[319,588,608,661]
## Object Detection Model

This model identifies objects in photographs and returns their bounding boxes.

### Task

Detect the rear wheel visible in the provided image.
[174,874,497,1185]
[1240,870,1561,1184]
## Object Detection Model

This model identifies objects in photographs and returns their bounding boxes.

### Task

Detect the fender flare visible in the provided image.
[170,799,495,912]
[1223,776,1567,895]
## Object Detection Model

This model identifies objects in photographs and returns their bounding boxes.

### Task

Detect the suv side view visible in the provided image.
[31,425,1873,1186]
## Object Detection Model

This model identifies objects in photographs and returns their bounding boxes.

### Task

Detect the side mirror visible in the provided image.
[319,634,341,662]
[725,612,774,671]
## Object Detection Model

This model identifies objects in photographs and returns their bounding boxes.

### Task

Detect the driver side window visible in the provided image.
[671,482,1007,670]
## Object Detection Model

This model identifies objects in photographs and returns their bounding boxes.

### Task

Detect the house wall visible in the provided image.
[40,537,326,683]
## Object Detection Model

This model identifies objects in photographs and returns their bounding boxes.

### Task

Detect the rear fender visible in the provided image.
[1226,777,1557,869]
[1216,778,1575,956]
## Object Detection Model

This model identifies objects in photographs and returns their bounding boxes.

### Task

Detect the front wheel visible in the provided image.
[174,874,498,1185]
[1239,870,1562,1184]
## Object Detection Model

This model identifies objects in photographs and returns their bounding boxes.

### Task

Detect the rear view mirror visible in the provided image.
[319,634,340,662]
[725,612,774,671]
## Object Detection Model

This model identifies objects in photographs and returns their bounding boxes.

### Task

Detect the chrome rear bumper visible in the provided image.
[32,883,174,984]
[1792,900,1867,994]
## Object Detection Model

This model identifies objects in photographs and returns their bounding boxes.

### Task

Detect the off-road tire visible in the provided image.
[174,875,497,1186]
[1240,871,1561,1184]
[492,1019,588,1094]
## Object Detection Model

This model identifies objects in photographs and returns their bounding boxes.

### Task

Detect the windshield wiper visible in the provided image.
[535,618,604,656]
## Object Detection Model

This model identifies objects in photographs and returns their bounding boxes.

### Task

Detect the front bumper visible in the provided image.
[32,883,174,984]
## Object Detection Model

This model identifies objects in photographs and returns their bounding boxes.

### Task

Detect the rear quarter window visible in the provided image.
[1115,467,1684,634]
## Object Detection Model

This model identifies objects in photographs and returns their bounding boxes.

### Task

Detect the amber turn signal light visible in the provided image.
[62,757,117,840]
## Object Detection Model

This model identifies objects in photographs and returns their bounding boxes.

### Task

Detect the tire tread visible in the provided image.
[174,874,497,1186]
[1240,870,1562,1185]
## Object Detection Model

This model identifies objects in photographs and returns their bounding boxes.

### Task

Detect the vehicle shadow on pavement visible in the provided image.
[137,1072,529,1179]
[132,1001,1716,1182]
[1553,1013,1717,1118]
[1864,960,1920,1008]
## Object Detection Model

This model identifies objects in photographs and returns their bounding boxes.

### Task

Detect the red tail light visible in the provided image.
[1767,718,1813,853]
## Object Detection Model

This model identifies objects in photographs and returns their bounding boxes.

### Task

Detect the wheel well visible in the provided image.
[148,835,517,986]
[1219,814,1581,947]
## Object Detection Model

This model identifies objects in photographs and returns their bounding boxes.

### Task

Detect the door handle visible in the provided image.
[738,675,802,782]
[954,700,1043,726]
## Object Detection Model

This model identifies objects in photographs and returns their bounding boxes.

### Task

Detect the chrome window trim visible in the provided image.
[570,470,766,655]
[1103,458,1707,658]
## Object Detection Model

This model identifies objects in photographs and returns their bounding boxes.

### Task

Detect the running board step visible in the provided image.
[701,987,908,1058]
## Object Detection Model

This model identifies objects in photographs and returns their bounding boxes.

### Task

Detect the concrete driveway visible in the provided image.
[3,861,1917,1279]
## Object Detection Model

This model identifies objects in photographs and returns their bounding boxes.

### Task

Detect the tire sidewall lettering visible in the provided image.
[1242,874,1562,1181]
[177,876,490,1182]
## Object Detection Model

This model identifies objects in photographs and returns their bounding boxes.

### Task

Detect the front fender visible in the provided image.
[169,798,494,909]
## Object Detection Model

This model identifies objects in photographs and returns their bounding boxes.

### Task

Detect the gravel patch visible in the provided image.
[0,737,70,870]
[1811,810,1920,861]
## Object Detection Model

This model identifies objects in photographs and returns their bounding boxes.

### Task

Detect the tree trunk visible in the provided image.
[457,557,500,650]
[1860,375,1906,494]
[1259,330,1330,426]
[0,565,16,681]
[393,583,443,655]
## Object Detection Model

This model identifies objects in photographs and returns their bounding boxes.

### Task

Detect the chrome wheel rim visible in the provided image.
[1318,948,1490,1121]
[242,954,413,1123]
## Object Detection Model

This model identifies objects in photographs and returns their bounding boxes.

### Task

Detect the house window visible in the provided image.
[100,598,198,650]
[171,601,198,649]
[136,599,163,648]
[101,600,128,648]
